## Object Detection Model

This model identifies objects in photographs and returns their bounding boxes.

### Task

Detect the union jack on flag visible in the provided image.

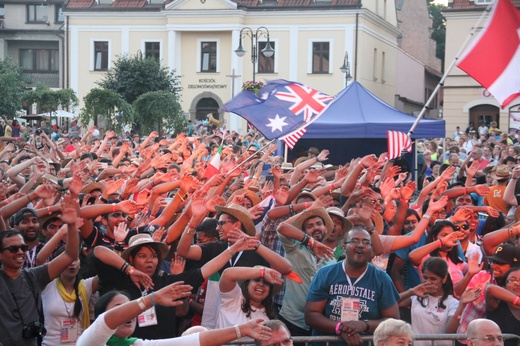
[223,79,333,149]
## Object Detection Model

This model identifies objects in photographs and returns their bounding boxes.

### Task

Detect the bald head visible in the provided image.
[467,319,503,346]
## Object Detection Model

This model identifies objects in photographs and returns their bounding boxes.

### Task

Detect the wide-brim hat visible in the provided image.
[121,234,169,262]
[281,162,294,171]
[229,189,261,206]
[490,164,511,180]
[56,138,65,145]
[293,190,317,204]
[482,164,496,174]
[81,182,105,194]
[215,203,256,236]
[292,207,334,236]
[307,147,320,155]
[326,207,353,235]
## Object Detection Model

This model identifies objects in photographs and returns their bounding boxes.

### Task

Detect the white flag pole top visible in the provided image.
[406,2,494,138]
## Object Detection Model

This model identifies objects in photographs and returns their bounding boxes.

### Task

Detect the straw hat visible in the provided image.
[229,189,261,206]
[281,162,294,171]
[293,190,317,204]
[490,164,511,181]
[215,203,256,236]
[121,234,169,261]
[371,212,385,235]
[292,207,334,236]
[326,207,353,235]
[56,138,65,146]
[81,181,105,194]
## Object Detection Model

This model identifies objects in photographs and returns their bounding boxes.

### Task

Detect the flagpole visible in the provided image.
[406,3,494,137]
[225,139,277,178]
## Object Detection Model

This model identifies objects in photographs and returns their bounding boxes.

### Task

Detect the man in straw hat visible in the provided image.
[305,226,400,346]
[276,203,336,336]
[483,164,511,214]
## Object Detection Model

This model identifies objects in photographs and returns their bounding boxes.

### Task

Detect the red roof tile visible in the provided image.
[112,0,148,8]
[447,0,520,10]
[66,0,96,9]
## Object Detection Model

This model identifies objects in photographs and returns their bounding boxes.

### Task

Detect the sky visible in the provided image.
[433,0,448,5]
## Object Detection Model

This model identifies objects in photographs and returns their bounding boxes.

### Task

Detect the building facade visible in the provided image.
[443,0,520,136]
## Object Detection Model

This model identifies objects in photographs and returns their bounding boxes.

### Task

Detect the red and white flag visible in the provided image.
[457,0,520,108]
[387,131,412,159]
[203,145,222,179]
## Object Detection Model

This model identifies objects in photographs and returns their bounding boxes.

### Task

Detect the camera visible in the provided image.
[35,129,42,135]
[22,321,47,339]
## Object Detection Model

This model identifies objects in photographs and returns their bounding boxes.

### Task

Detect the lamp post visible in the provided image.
[234,26,274,83]
[339,51,353,87]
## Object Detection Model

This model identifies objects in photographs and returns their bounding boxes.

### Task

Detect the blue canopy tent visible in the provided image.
[286,82,446,173]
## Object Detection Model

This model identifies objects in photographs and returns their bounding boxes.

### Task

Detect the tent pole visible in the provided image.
[406,4,493,137]
[284,143,288,163]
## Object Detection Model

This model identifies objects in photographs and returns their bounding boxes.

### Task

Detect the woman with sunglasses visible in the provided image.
[215,266,284,331]
[409,220,481,297]
[93,233,256,340]
[76,281,272,346]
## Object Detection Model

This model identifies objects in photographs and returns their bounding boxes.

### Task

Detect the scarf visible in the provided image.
[55,277,90,329]
[107,335,139,346]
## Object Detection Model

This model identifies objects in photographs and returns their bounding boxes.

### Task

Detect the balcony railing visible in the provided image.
[24,72,59,88]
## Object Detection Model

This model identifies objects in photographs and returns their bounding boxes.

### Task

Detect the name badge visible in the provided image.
[138,306,158,327]
[60,318,78,343]
[341,297,360,321]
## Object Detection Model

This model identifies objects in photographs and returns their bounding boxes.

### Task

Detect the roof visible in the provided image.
[66,0,361,10]
[446,0,520,11]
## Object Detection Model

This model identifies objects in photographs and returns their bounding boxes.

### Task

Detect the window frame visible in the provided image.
[19,48,59,73]
[90,39,111,72]
[197,39,220,73]
[27,4,49,23]
[257,40,277,74]
[142,40,162,61]
[308,40,333,74]
[55,4,64,24]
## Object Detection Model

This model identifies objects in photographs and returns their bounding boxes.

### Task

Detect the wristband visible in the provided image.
[363,320,369,333]
[359,162,366,169]
[234,325,241,339]
[260,267,265,278]
[288,204,295,216]
[127,266,136,275]
[438,239,443,248]
[121,262,130,273]
[112,203,117,213]
[329,184,334,193]
[304,202,309,209]
[31,177,37,183]
[308,237,315,248]
[254,241,261,251]
[301,234,310,247]
[335,322,342,335]
[228,248,235,257]
[423,214,431,220]
[464,187,467,195]
[150,180,155,187]
[513,296,519,305]
[454,313,461,320]
[137,297,147,311]
[46,206,52,216]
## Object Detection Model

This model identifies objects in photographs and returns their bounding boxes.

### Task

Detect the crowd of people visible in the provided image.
[0,118,519,346]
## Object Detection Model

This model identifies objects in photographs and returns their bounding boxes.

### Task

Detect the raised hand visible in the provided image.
[439,231,465,247]
[118,200,146,215]
[467,251,484,276]
[400,181,416,201]
[114,222,130,243]
[129,268,154,291]
[440,166,456,181]
[206,195,226,213]
[317,150,329,163]
[262,267,284,285]
[152,227,166,242]
[378,177,394,198]
[34,183,57,200]
[239,319,272,341]
[411,282,432,298]
[274,186,289,206]
[466,160,479,177]
[484,206,499,218]
[58,193,79,224]
[311,194,334,209]
[451,207,473,223]
[426,195,448,214]
[104,179,125,197]
[311,240,334,261]
[170,253,186,275]
[248,205,264,220]
[460,286,482,304]
[154,281,192,307]
[474,184,490,196]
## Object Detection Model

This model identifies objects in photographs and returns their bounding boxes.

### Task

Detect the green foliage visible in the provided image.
[0,58,28,118]
[23,83,78,113]
[98,51,181,105]
[133,91,186,135]
[428,1,446,71]
[81,88,133,132]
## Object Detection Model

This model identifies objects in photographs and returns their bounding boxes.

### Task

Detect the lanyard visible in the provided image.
[228,246,243,267]
[26,246,37,268]
[343,261,368,291]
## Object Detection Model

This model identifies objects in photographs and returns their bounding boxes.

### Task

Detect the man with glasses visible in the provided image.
[0,195,79,346]
[467,319,504,346]
[305,227,399,346]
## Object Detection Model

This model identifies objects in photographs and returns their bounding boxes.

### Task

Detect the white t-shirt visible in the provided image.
[42,277,95,345]
[411,294,458,346]
[215,283,269,330]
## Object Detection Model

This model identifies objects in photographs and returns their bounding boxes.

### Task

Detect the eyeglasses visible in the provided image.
[346,239,371,246]
[217,220,233,227]
[455,223,470,231]
[265,338,293,346]
[1,244,29,253]
[361,198,384,205]
[506,278,520,285]
[432,211,447,217]
[470,336,504,344]
[110,212,127,218]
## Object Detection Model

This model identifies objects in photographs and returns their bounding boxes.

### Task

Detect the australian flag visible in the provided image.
[223,80,333,149]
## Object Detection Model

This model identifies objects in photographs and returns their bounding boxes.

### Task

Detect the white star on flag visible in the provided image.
[266,114,288,133]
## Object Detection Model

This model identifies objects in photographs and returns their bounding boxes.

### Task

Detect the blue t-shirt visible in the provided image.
[306,262,399,344]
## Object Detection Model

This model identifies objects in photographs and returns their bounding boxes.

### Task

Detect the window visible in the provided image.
[55,5,64,23]
[258,41,275,74]
[0,5,5,18]
[20,49,59,72]
[145,42,160,60]
[94,41,109,71]
[312,42,329,74]
[200,42,217,72]
[27,4,48,23]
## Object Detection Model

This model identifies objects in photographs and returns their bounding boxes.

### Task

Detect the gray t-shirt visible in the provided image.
[0,265,50,346]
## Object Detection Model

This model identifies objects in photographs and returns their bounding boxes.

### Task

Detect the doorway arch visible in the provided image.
[189,92,224,122]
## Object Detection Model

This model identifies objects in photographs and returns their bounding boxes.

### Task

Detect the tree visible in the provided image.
[23,83,78,113]
[81,88,133,132]
[0,58,28,118]
[428,0,446,71]
[133,91,186,135]
[98,51,181,105]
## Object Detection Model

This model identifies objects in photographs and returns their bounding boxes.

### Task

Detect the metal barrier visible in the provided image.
[230,334,520,345]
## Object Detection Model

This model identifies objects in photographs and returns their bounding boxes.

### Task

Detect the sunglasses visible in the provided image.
[110,212,128,218]
[361,198,384,205]
[1,244,29,253]
[454,223,470,231]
